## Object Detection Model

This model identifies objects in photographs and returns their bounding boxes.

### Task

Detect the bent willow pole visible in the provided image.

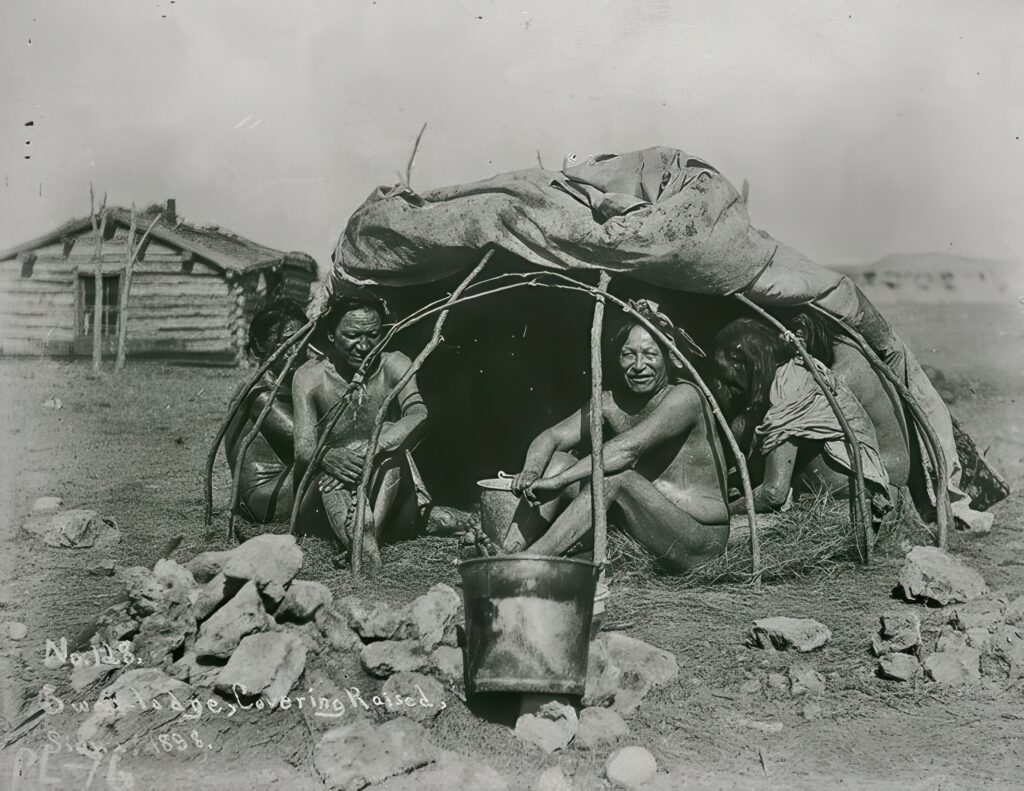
[204,318,317,526]
[589,272,611,569]
[349,250,494,573]
[226,322,316,541]
[808,304,952,548]
[736,295,874,563]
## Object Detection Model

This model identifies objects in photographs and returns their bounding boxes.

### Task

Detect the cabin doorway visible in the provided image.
[75,273,120,355]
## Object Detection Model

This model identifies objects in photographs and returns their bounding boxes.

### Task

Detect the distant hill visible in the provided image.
[834,253,1024,304]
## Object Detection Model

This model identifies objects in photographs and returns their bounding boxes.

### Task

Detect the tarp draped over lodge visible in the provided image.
[331,146,982,515]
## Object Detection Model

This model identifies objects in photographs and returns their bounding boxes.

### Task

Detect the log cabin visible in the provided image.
[0,200,317,364]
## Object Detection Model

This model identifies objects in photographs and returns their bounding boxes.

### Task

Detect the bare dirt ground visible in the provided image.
[0,302,1022,790]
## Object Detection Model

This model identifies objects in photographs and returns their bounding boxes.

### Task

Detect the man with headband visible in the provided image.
[508,300,730,573]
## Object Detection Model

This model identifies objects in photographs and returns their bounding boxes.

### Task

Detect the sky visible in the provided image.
[1,0,1022,273]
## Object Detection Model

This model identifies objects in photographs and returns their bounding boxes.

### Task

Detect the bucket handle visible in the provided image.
[497,471,513,480]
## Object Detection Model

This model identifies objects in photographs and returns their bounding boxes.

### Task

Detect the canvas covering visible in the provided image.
[330,146,980,514]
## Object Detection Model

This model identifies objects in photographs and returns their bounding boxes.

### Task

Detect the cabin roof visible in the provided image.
[0,206,316,276]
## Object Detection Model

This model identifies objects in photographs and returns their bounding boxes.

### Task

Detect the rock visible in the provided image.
[193,581,269,659]
[275,580,333,623]
[736,718,784,734]
[343,598,415,642]
[802,701,822,721]
[7,621,27,640]
[765,671,789,697]
[739,679,762,695]
[576,706,629,749]
[168,652,223,688]
[428,646,465,701]
[78,669,193,746]
[534,766,573,791]
[42,509,119,549]
[215,632,306,708]
[788,666,826,696]
[602,632,678,686]
[361,640,431,678]
[88,559,117,577]
[42,397,63,409]
[979,625,1024,679]
[924,645,981,684]
[189,573,230,622]
[605,746,657,788]
[313,718,436,790]
[133,604,197,666]
[282,620,326,657]
[120,567,166,617]
[948,595,1007,632]
[897,546,989,606]
[408,584,462,651]
[374,750,507,791]
[515,700,578,753]
[1005,596,1024,627]
[954,508,994,536]
[70,662,116,692]
[93,602,139,646]
[382,672,446,723]
[582,632,677,714]
[187,534,303,592]
[871,613,922,656]
[32,496,64,513]
[582,637,621,708]
[878,652,921,682]
[748,617,831,652]
[316,605,363,652]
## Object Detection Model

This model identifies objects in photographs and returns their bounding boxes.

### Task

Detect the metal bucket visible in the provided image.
[459,555,600,695]
[477,473,533,548]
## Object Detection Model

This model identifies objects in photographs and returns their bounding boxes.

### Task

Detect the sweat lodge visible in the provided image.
[212,145,1008,580]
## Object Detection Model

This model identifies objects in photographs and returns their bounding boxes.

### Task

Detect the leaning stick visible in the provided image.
[808,304,952,548]
[501,271,762,584]
[589,272,611,568]
[115,210,162,372]
[737,295,874,563]
[349,250,493,573]
[226,322,316,540]
[203,318,317,525]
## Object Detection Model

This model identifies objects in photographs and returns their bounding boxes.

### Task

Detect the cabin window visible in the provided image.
[78,274,121,337]
[20,253,36,278]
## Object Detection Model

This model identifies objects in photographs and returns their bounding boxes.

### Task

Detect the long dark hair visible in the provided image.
[710,318,789,450]
[248,298,308,362]
[779,308,836,366]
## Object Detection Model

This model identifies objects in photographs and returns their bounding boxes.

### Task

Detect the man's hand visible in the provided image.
[524,475,566,506]
[511,469,541,496]
[321,444,367,489]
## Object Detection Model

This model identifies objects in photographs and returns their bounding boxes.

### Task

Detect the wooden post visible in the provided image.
[89,187,108,374]
[114,208,161,372]
[115,206,138,372]
[737,295,874,563]
[350,250,492,573]
[808,304,953,548]
[589,272,611,568]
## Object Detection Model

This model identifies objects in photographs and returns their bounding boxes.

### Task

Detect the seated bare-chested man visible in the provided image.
[711,316,900,515]
[509,309,730,573]
[224,299,308,527]
[292,292,429,567]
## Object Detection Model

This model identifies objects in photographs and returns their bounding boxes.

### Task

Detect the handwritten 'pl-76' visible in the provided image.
[10,744,134,791]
